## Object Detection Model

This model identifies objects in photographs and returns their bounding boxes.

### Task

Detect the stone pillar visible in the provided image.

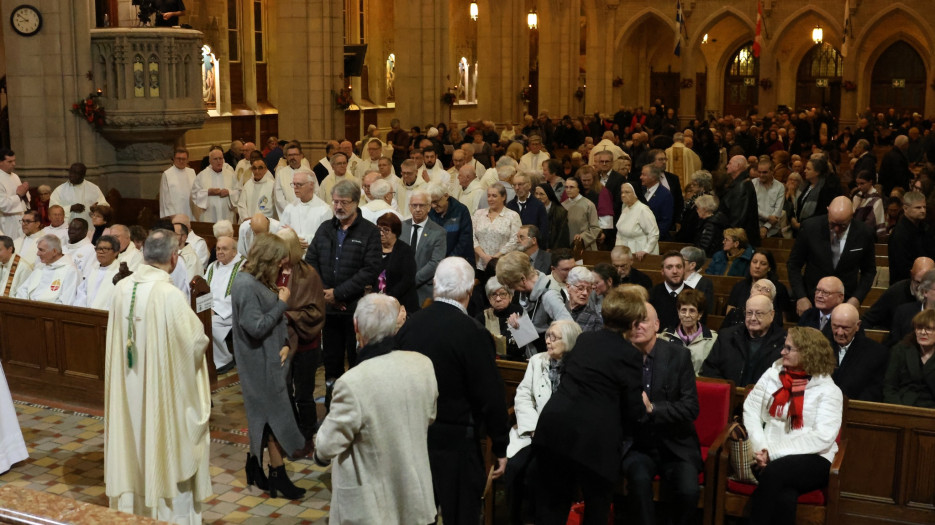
[476,0,528,123]
[584,2,616,114]
[394,0,448,128]
[538,0,581,118]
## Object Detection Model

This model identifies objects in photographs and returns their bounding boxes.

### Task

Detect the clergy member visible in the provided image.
[173,223,204,281]
[205,236,242,373]
[50,162,109,225]
[45,205,69,245]
[280,169,332,250]
[273,143,307,216]
[233,141,256,186]
[75,235,120,310]
[237,213,281,258]
[13,210,44,266]
[360,178,400,223]
[237,152,276,220]
[111,224,143,271]
[63,218,96,273]
[104,229,211,521]
[172,214,210,269]
[0,149,29,241]
[317,152,359,205]
[192,146,239,222]
[395,159,424,220]
[0,235,33,298]
[15,234,79,305]
[159,148,197,218]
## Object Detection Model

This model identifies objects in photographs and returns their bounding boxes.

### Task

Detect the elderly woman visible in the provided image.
[535,183,570,250]
[706,227,754,276]
[562,176,602,250]
[566,266,603,332]
[476,277,528,361]
[231,233,308,500]
[890,269,935,345]
[375,213,419,313]
[689,194,728,257]
[615,182,659,259]
[506,319,583,524]
[496,251,573,352]
[726,250,792,322]
[473,182,521,272]
[744,326,843,524]
[590,263,618,314]
[89,204,114,244]
[680,170,715,224]
[660,289,718,375]
[533,287,646,524]
[781,172,804,238]
[884,309,935,408]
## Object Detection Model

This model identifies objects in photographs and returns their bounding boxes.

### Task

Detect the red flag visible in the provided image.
[753,1,763,57]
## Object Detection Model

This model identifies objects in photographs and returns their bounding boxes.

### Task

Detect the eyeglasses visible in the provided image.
[333,199,353,207]
[95,247,113,253]
[378,228,393,235]
[410,203,429,209]
[915,326,935,334]
[570,283,591,293]
[546,332,561,343]
[490,290,510,299]
[250,166,266,170]
[19,219,37,224]
[291,182,309,188]
[814,288,842,297]
[744,310,771,320]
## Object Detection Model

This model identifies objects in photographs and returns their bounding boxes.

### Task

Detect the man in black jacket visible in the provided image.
[879,134,912,195]
[719,155,761,247]
[888,191,934,285]
[649,251,693,332]
[829,304,888,402]
[851,139,877,179]
[701,295,786,386]
[305,180,382,404]
[863,257,935,329]
[507,172,550,249]
[396,257,509,525]
[612,246,653,292]
[797,276,845,341]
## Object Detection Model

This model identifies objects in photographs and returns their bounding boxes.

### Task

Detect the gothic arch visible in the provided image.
[612,7,676,54]
[769,5,843,53]
[689,6,754,48]
[855,4,934,51]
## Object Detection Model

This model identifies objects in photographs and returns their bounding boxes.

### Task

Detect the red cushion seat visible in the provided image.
[726,479,826,505]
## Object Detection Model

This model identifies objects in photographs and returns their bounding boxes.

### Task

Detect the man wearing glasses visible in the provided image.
[317,152,360,206]
[159,147,196,218]
[13,210,44,266]
[797,276,845,340]
[74,235,120,309]
[273,142,307,216]
[279,169,332,252]
[236,152,276,221]
[701,294,786,386]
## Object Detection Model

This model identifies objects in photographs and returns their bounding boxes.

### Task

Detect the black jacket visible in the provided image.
[719,173,760,247]
[786,215,877,302]
[507,197,550,249]
[833,334,888,402]
[888,217,933,285]
[879,148,911,196]
[700,322,786,387]
[650,282,695,332]
[378,240,419,313]
[861,279,914,329]
[621,267,654,293]
[797,307,834,341]
[304,213,383,314]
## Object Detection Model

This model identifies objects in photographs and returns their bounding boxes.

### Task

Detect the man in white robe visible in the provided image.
[518,136,550,178]
[457,165,487,214]
[395,160,424,220]
[191,148,238,223]
[0,149,29,241]
[159,148,197,218]
[421,146,448,186]
[0,235,33,298]
[354,139,383,180]
[665,132,702,191]
[232,141,256,186]
[339,140,363,180]
[273,143,308,217]
[205,236,242,372]
[172,214,209,269]
[75,234,120,310]
[360,179,401,223]
[13,210,44,266]
[236,154,276,220]
[50,162,109,226]
[112,224,143,272]
[173,223,203,282]
[63,218,96,273]
[446,150,466,200]
[104,229,211,523]
[237,213,281,258]
[318,153,360,205]
[280,170,332,251]
[15,235,78,305]
[44,205,69,245]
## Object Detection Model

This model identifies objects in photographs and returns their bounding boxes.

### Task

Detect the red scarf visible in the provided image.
[769,369,810,429]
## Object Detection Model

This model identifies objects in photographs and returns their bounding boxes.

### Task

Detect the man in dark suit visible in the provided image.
[701,295,786,386]
[640,164,674,240]
[400,188,447,307]
[879,134,912,195]
[428,183,475,266]
[829,303,888,402]
[648,149,684,225]
[612,246,653,292]
[888,191,934,285]
[649,251,693,331]
[506,172,550,249]
[797,276,845,341]
[395,257,509,525]
[593,149,626,219]
[851,139,877,180]
[719,155,761,247]
[517,225,551,274]
[863,257,935,329]
[787,196,877,316]
[623,302,701,525]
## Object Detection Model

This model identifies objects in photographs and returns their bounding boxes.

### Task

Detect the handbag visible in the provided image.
[726,416,758,484]
[566,502,614,525]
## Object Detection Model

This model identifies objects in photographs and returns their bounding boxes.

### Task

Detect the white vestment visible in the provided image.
[519,151,550,177]
[0,169,28,241]
[423,162,448,185]
[360,200,401,224]
[13,230,44,266]
[15,256,79,305]
[170,262,192,302]
[237,173,277,220]
[395,179,425,220]
[236,218,281,257]
[45,224,69,245]
[317,173,360,205]
[206,253,244,368]
[178,244,203,283]
[0,360,28,471]
[63,238,96,274]
[233,158,253,187]
[0,255,33,297]
[76,259,119,310]
[458,179,488,214]
[118,243,144,272]
[185,233,209,270]
[160,166,197,218]
[354,158,381,180]
[104,265,211,524]
[280,196,333,248]
[191,166,238,222]
[50,180,108,225]
[272,165,310,217]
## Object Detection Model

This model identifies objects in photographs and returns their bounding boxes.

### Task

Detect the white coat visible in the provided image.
[507,352,556,458]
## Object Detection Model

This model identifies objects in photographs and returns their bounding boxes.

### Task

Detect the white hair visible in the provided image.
[433,257,475,301]
[40,234,62,254]
[426,182,448,200]
[370,179,391,199]
[566,266,594,287]
[354,294,401,344]
[213,220,234,237]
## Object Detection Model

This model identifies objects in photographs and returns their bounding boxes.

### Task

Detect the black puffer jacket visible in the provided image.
[304,213,382,314]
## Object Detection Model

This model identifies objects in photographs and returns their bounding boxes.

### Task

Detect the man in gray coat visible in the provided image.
[400,188,447,307]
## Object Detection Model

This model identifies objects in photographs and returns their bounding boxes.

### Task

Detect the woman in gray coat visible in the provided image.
[232,233,309,500]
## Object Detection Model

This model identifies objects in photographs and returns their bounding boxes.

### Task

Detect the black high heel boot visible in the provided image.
[268,464,306,500]
[245,453,268,490]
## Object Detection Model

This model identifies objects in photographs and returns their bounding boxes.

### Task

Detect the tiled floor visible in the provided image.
[0,371,334,524]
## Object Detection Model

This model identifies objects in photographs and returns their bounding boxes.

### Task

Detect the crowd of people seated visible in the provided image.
[5,101,935,523]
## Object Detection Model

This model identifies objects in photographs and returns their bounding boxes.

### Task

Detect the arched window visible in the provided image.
[729,45,757,77]
[456,57,477,104]
[724,43,759,118]
[870,41,925,115]
[796,43,843,114]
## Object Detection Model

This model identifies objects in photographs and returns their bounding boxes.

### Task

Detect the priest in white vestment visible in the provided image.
[191,148,238,223]
[50,162,109,226]
[104,230,211,523]
[360,179,401,223]
[112,225,144,272]
[237,156,276,220]
[339,140,363,181]
[279,170,333,251]
[395,160,424,220]
[237,213,281,258]
[172,215,209,269]
[232,142,256,186]
[0,151,29,241]
[44,205,69,245]
[273,144,308,217]
[0,358,28,472]
[665,133,702,191]
[159,149,197,218]
[0,235,33,298]
[63,218,96,274]
[318,153,360,205]
[13,210,44,266]
[518,136,550,178]
[174,223,204,282]
[422,148,448,186]
[354,139,383,180]
[205,236,242,371]
[75,235,120,310]
[456,165,487,214]
[15,235,79,305]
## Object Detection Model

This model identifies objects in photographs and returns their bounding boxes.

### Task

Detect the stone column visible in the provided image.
[537,0,581,118]
[476,0,528,123]
[394,0,448,128]
[583,1,616,114]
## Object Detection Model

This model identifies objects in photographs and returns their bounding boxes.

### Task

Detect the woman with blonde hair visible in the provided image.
[232,233,310,500]
[496,251,572,352]
[706,227,754,276]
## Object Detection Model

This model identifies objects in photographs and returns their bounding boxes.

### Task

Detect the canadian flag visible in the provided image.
[753,1,764,58]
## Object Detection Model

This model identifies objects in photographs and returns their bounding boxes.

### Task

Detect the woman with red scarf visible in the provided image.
[742,326,843,524]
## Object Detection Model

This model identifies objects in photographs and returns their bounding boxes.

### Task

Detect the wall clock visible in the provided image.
[11,5,42,37]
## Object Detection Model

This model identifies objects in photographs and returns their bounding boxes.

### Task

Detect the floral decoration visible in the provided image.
[70,93,106,128]
[336,87,354,109]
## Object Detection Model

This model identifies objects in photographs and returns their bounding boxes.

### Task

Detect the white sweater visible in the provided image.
[743,361,842,463]
[507,352,555,458]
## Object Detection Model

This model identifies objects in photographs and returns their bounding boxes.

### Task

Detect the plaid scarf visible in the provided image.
[770,369,811,429]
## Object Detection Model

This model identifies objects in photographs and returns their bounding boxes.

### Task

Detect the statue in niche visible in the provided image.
[201,45,218,109]
[386,53,396,102]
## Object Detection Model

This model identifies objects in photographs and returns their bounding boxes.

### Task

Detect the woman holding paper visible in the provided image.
[475,277,528,361]
[496,251,573,353]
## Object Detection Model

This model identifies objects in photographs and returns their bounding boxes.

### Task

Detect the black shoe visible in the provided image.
[216,361,236,374]
[268,464,306,500]
[245,453,268,491]
[324,379,335,414]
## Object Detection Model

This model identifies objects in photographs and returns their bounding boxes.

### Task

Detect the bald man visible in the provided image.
[701,294,786,386]
[797,276,845,339]
[787,196,877,316]
[829,303,887,402]
[863,257,935,329]
[237,212,281,257]
[205,236,243,372]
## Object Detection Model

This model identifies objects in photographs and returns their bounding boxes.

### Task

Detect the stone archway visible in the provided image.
[869,41,926,115]
[723,42,758,118]
[795,43,843,115]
